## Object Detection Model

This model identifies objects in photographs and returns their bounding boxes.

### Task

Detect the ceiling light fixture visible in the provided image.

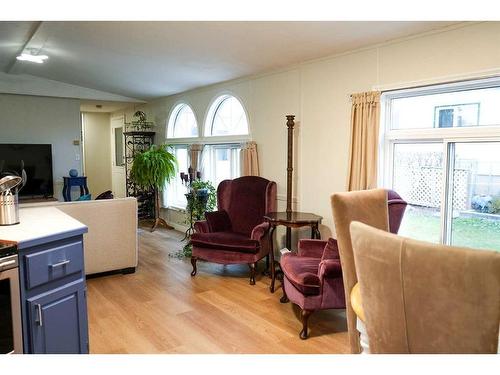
[16,51,49,64]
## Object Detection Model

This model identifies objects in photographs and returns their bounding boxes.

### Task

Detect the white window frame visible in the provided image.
[202,143,241,187]
[166,95,251,147]
[163,144,189,210]
[164,93,251,210]
[204,93,251,140]
[380,76,500,245]
[166,102,199,140]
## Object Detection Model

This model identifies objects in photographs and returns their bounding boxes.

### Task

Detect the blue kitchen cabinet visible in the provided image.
[18,233,89,354]
[27,281,88,354]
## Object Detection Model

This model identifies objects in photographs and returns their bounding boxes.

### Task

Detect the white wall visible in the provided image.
[82,112,112,197]
[0,72,145,103]
[114,22,500,237]
[0,94,82,200]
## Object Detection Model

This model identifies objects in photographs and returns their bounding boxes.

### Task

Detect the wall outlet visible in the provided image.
[75,154,80,161]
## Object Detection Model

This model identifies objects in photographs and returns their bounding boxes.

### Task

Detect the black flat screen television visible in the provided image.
[0,144,54,198]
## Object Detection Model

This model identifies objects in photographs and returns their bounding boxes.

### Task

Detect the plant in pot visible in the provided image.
[171,179,216,258]
[130,144,177,232]
[185,179,217,223]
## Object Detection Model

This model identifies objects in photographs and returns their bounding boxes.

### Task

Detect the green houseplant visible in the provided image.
[185,180,217,222]
[172,179,216,258]
[131,144,177,232]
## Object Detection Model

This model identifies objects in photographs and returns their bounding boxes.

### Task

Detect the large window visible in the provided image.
[382,78,500,252]
[164,94,250,210]
[205,95,249,136]
[202,144,241,187]
[167,103,198,138]
[164,145,189,209]
[164,103,197,209]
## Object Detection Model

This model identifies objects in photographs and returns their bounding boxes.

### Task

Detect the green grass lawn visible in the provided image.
[399,208,500,252]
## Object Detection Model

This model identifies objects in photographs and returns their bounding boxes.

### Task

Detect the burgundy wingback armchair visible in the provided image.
[190,176,277,284]
[280,190,407,339]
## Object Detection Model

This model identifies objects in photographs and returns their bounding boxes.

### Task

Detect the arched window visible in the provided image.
[167,103,198,138]
[205,95,249,136]
[165,95,250,209]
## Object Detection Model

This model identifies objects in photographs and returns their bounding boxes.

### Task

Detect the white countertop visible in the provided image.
[0,206,87,249]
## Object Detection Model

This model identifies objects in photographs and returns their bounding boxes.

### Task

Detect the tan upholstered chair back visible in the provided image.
[351,221,500,353]
[331,189,389,353]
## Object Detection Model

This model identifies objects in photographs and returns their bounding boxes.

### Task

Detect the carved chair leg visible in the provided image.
[190,256,198,276]
[249,262,256,285]
[300,309,313,340]
[280,277,289,303]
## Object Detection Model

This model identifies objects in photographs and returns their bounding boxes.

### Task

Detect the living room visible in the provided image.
[1,1,499,372]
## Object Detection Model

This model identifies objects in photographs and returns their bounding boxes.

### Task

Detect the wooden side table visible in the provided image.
[263,211,322,293]
[63,176,89,202]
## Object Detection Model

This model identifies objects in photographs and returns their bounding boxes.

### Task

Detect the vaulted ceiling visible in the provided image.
[0,21,459,101]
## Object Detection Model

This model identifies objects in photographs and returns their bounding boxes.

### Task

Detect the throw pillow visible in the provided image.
[205,210,232,232]
[95,190,114,200]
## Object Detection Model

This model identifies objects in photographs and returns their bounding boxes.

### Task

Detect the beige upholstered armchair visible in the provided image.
[331,188,406,353]
[351,222,500,353]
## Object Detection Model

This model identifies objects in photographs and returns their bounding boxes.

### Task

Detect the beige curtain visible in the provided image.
[347,91,381,191]
[189,144,204,173]
[240,141,260,176]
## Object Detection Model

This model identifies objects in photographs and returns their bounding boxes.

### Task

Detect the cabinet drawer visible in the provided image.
[24,241,84,289]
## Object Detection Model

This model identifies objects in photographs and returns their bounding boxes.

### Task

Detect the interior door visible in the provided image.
[27,282,88,354]
[111,116,126,198]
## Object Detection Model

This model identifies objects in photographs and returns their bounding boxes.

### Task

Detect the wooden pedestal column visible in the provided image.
[285,115,295,249]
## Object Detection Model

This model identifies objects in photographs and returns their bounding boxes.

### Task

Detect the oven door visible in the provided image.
[0,266,23,354]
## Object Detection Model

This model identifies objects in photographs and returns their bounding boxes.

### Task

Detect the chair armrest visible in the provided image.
[194,220,210,233]
[251,222,270,241]
[297,239,328,258]
[318,259,342,280]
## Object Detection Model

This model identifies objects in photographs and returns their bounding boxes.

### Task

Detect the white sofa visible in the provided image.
[22,197,138,275]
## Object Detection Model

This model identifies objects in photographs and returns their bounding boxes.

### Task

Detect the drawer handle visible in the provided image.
[50,259,70,269]
[0,259,16,269]
[36,304,43,327]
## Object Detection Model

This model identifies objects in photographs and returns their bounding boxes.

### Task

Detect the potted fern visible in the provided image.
[130,144,177,232]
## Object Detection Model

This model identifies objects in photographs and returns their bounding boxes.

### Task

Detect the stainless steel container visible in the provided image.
[0,176,23,226]
[0,191,20,225]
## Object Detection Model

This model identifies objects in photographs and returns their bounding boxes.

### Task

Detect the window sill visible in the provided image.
[164,205,187,213]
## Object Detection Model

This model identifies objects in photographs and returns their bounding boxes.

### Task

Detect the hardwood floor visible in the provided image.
[86,226,349,353]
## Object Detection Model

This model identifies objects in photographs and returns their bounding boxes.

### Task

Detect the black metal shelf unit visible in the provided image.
[123,131,156,220]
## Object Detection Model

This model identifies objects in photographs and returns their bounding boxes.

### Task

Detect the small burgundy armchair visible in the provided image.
[280,190,407,339]
[190,176,277,284]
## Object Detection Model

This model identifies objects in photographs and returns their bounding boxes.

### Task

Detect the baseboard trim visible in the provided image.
[169,222,189,233]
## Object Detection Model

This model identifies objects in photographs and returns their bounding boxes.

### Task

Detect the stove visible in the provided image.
[0,241,17,258]
[0,240,22,354]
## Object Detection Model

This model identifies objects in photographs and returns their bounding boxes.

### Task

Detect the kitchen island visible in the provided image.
[0,206,89,354]
[0,206,87,249]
